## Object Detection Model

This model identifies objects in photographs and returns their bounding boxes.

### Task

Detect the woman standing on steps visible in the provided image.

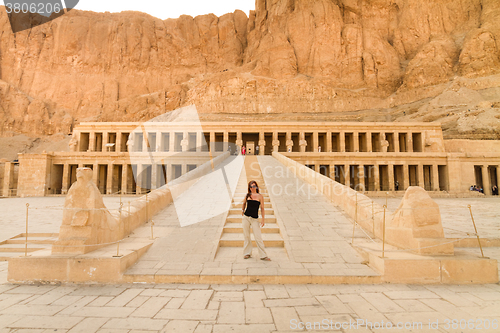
[241,180,271,261]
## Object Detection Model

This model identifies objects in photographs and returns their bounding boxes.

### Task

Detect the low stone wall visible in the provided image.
[53,152,230,254]
[272,152,387,240]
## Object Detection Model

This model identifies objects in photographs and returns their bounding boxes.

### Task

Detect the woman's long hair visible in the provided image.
[246,180,259,200]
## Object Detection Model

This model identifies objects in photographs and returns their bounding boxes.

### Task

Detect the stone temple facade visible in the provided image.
[2,121,500,197]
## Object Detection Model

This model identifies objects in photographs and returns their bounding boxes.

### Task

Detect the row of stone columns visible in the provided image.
[85,131,125,153]
[60,162,193,195]
[79,130,421,154]
[319,163,442,192]
[480,164,500,195]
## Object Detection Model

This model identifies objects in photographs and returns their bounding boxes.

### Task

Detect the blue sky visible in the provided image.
[75,0,255,19]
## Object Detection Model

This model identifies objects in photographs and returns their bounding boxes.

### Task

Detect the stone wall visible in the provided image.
[444,139,500,153]
[53,151,230,254]
[16,154,51,197]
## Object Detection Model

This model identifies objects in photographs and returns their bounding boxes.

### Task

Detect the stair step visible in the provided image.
[5,238,58,245]
[223,223,280,233]
[0,247,47,253]
[219,233,284,247]
[226,215,276,223]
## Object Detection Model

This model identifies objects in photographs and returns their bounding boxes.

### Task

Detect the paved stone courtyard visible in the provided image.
[0,273,500,332]
[0,156,500,331]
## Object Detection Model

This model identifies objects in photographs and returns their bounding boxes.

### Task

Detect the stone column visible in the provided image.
[432,164,440,191]
[482,165,491,195]
[258,132,265,155]
[107,164,113,194]
[329,164,335,180]
[272,132,279,152]
[103,131,109,152]
[156,131,162,152]
[313,132,319,152]
[407,132,413,152]
[181,132,189,152]
[381,132,388,153]
[388,163,395,191]
[223,132,229,152]
[340,132,346,152]
[286,132,293,152]
[358,165,365,192]
[121,164,128,194]
[373,163,380,191]
[136,164,143,195]
[236,132,243,153]
[392,132,398,153]
[182,164,187,176]
[142,133,149,152]
[126,136,133,153]
[167,164,172,183]
[366,132,372,152]
[210,132,215,152]
[92,164,99,186]
[88,132,96,152]
[403,163,410,190]
[116,132,122,153]
[326,131,332,152]
[344,164,350,188]
[353,132,359,152]
[169,132,175,152]
[496,165,500,190]
[299,132,306,152]
[151,163,157,190]
[61,163,70,194]
[196,132,203,152]
[417,163,424,188]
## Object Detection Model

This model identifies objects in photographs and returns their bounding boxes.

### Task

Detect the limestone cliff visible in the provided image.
[0,0,499,141]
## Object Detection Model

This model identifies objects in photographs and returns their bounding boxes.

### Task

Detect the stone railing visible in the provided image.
[53,152,230,254]
[108,151,231,244]
[272,152,387,240]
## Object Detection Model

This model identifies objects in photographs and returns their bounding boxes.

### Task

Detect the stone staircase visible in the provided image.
[0,233,58,261]
[218,156,284,249]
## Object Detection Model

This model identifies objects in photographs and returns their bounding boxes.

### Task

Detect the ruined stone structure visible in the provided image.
[8,121,500,198]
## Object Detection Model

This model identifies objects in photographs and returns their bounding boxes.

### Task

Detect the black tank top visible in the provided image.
[244,199,260,218]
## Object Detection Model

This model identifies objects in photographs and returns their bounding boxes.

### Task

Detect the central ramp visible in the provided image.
[124,155,380,284]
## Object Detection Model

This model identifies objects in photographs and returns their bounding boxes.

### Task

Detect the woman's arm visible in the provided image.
[260,194,265,227]
[242,196,247,215]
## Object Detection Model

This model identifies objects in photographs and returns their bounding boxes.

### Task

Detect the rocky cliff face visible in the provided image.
[0,0,499,140]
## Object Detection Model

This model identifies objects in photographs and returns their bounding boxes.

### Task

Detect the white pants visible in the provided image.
[242,215,267,258]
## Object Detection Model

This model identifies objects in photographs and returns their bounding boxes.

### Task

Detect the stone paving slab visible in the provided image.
[0,269,498,332]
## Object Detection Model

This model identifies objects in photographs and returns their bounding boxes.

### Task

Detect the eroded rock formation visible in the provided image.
[0,0,499,140]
